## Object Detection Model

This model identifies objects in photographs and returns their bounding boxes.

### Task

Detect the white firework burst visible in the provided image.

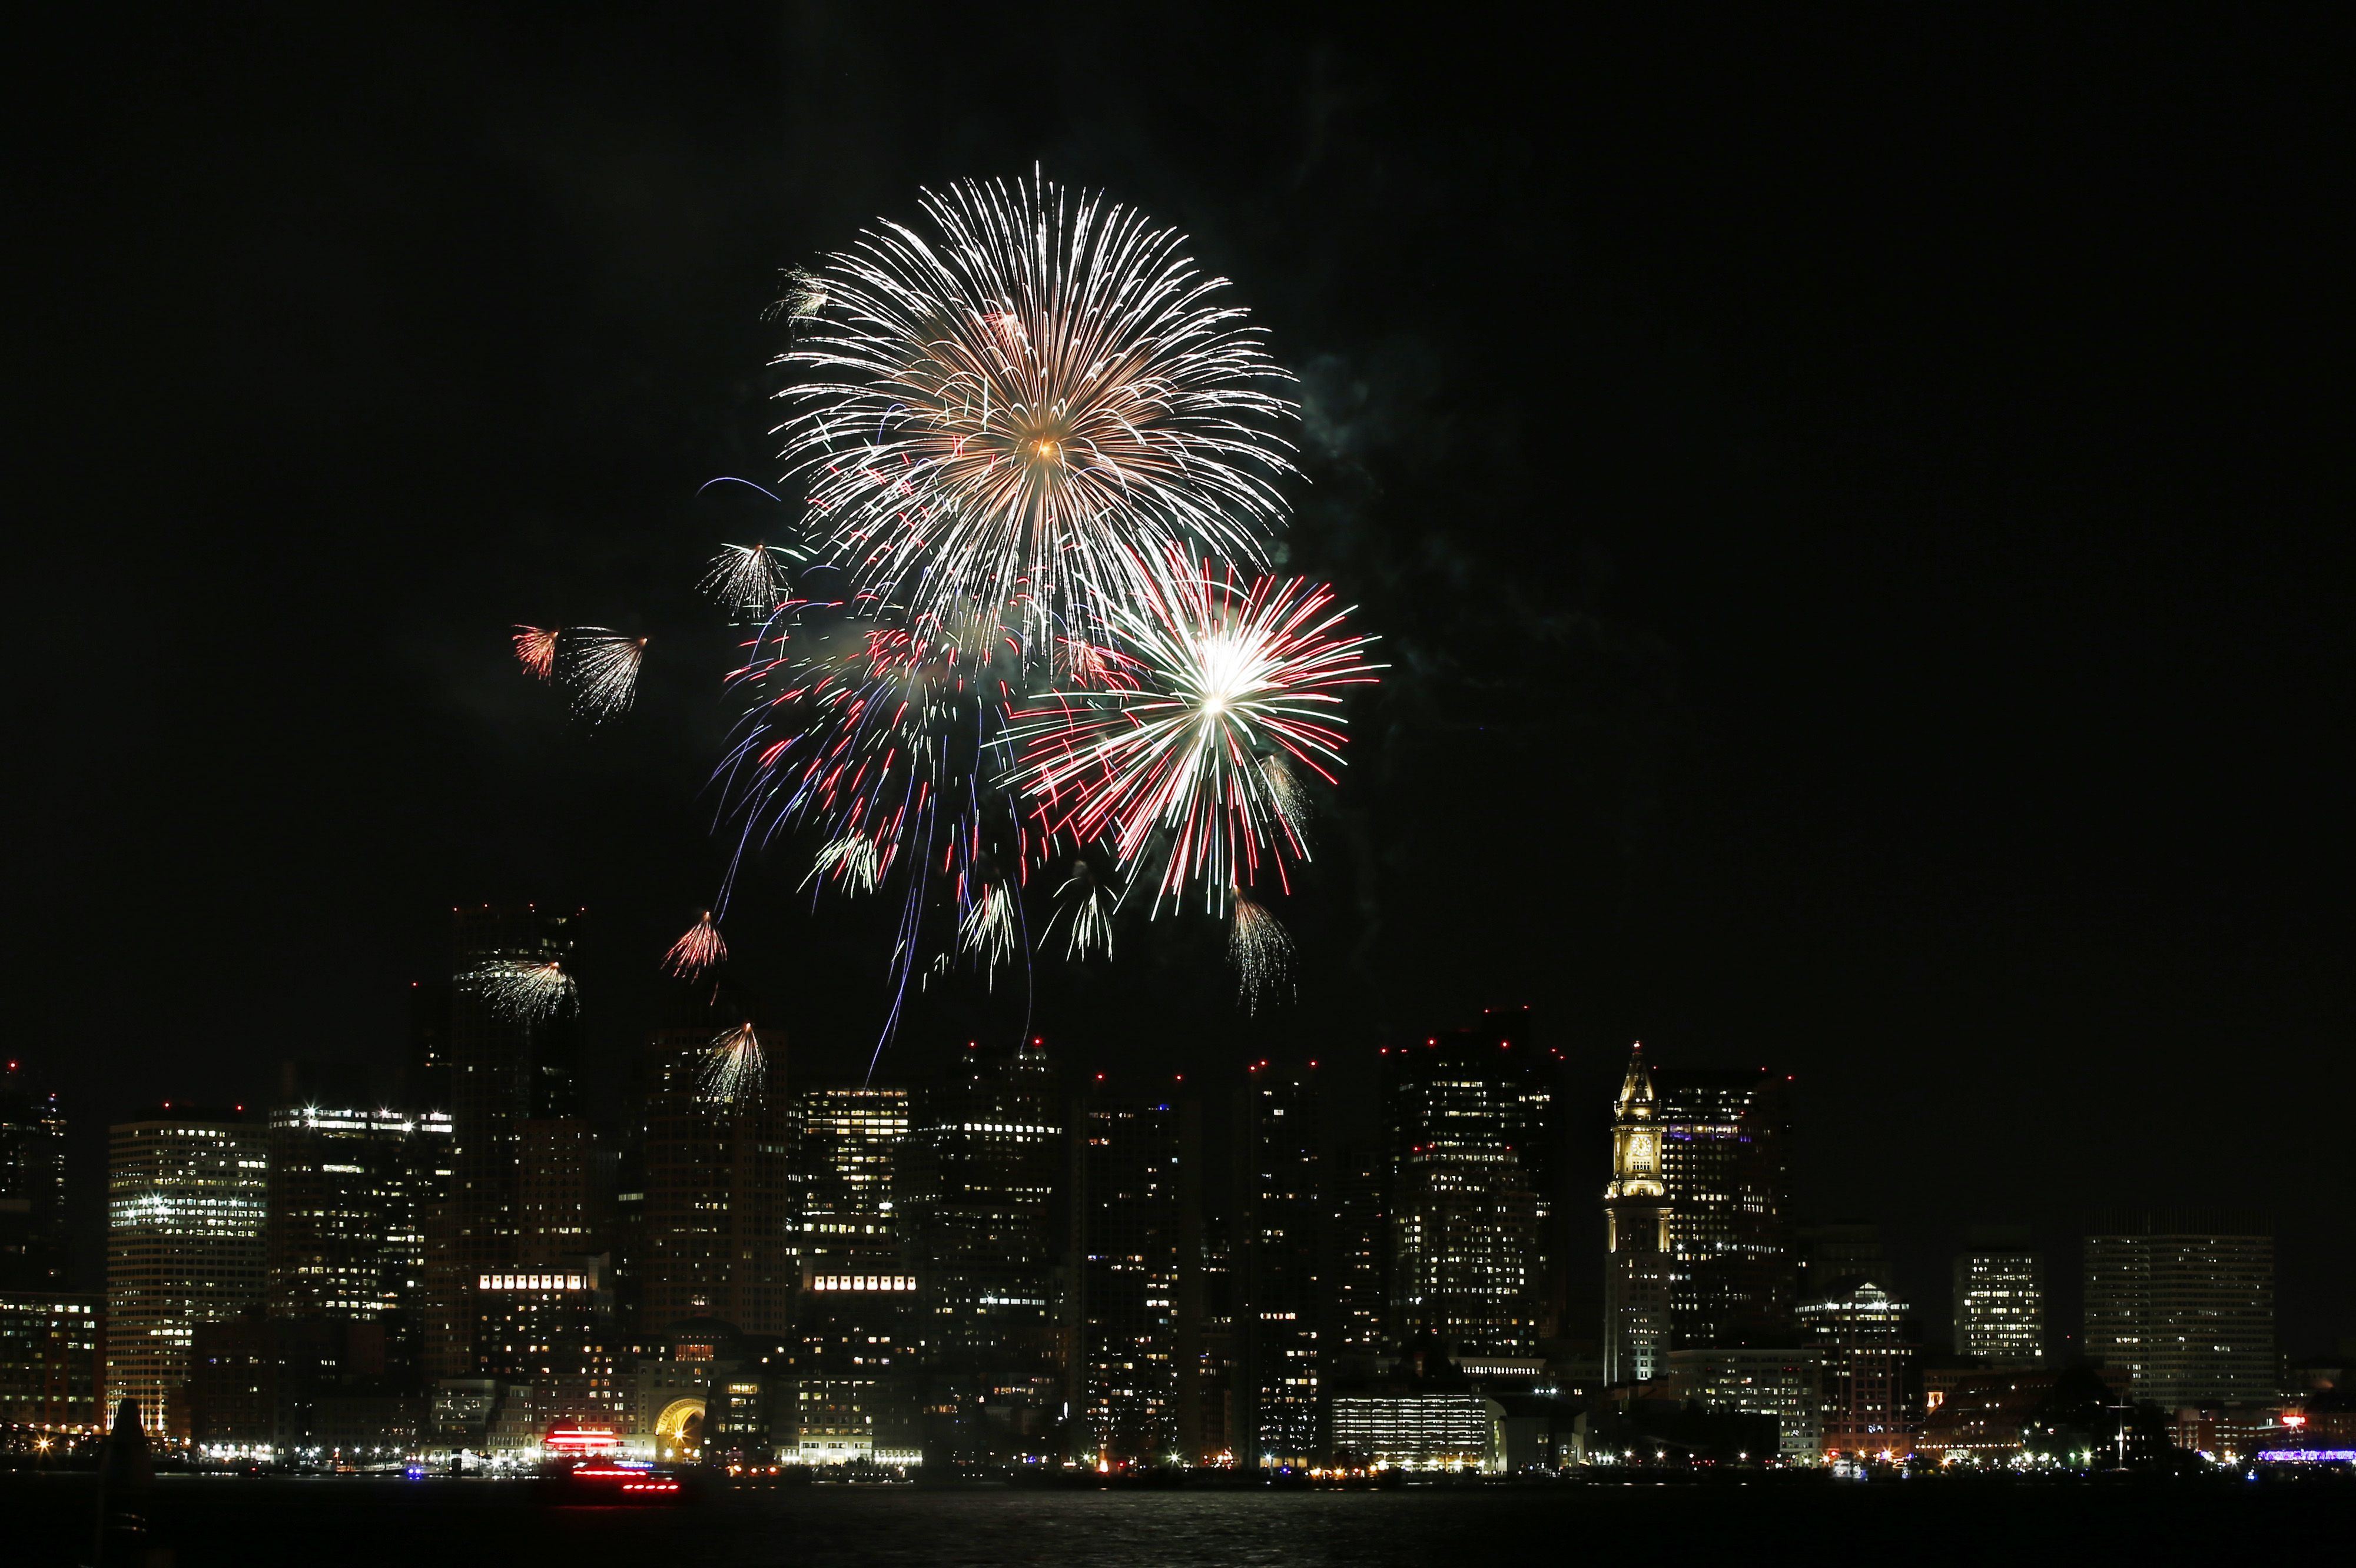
[559,629,645,722]
[1229,894,1294,1014]
[468,959,578,1023]
[699,1022,768,1102]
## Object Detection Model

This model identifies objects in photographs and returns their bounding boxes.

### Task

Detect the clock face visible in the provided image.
[1628,1133,1655,1170]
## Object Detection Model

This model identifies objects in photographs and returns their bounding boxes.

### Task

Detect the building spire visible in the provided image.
[1615,1041,1655,1116]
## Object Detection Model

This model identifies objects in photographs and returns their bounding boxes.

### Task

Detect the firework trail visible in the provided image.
[1048,859,1115,960]
[513,626,560,682]
[663,911,727,979]
[468,959,578,1022]
[560,629,646,722]
[773,172,1298,639]
[806,832,885,896]
[1008,566,1379,911]
[958,875,1019,974]
[699,1022,767,1102]
[1229,892,1294,1013]
[698,542,799,621]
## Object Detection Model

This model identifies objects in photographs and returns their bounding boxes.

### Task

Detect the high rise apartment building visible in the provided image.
[2083,1210,2273,1407]
[790,1085,919,1466]
[1952,1229,2043,1365]
[107,1110,269,1434]
[1070,1097,1182,1465]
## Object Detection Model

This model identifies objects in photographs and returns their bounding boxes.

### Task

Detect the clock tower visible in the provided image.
[1603,1043,1673,1384]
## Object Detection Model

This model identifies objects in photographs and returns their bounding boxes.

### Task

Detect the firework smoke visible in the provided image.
[663,911,727,979]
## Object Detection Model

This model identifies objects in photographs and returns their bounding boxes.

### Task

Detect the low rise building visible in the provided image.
[1663,1347,1822,1462]
[1329,1393,1504,1471]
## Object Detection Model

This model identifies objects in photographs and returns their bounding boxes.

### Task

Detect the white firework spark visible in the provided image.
[1229,893,1294,1014]
[1050,861,1114,961]
[805,832,886,896]
[698,542,799,620]
[699,1022,768,1102]
[469,959,578,1023]
[559,629,645,721]
[958,880,1018,973]
[774,172,1298,635]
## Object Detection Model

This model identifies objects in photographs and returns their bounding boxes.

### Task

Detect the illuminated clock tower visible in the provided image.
[1602,1044,1673,1384]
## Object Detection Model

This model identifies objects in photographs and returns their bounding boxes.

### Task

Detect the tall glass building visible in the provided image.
[107,1109,268,1435]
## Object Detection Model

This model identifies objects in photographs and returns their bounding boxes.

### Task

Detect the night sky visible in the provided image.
[17,10,2350,1351]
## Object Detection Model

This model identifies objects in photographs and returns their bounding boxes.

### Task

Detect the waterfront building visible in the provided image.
[1329,1393,1504,1471]
[1797,1278,1919,1459]
[789,1085,920,1466]
[1662,1346,1823,1461]
[472,1257,624,1427]
[106,1109,268,1436]
[1952,1228,2044,1365]
[0,1290,103,1431]
[2083,1209,2273,1407]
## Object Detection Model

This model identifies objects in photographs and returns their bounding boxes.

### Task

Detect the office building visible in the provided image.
[0,1290,103,1430]
[1327,1139,1387,1380]
[1236,1063,1323,1467]
[1797,1278,1919,1459]
[517,1117,605,1268]
[640,1026,791,1335]
[904,1037,1064,1466]
[266,1105,452,1330]
[472,1257,625,1427]
[1387,1023,1558,1361]
[2084,1209,2274,1407]
[1,1062,69,1291]
[1330,1392,1504,1471]
[1952,1228,2043,1365]
[107,1109,268,1435]
[1071,1095,1182,1465]
[790,1085,920,1466]
[426,904,580,1377]
[1663,1346,1823,1461]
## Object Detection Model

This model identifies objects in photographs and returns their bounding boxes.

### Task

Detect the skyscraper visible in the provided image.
[639,1026,791,1335]
[1237,1062,1323,1467]
[1070,1095,1182,1466]
[904,1037,1064,1467]
[2083,1210,2273,1407]
[1386,1022,1559,1361]
[1952,1228,2043,1366]
[107,1109,268,1434]
[789,1085,920,1466]
[0,1060,68,1290]
[1798,1278,1920,1459]
[1602,1047,1673,1385]
[266,1105,452,1336]
[427,904,580,1377]
[1327,1138,1388,1383]
[1603,1045,1792,1382]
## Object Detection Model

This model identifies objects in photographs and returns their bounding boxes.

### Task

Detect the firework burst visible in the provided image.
[513,626,560,682]
[560,629,646,722]
[1009,566,1378,911]
[664,911,727,979]
[469,959,578,1023]
[806,832,886,896]
[699,1022,768,1102]
[698,542,799,621]
[774,172,1297,635]
[1229,892,1294,1013]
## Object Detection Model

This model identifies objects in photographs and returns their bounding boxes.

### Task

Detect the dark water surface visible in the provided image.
[11,1474,2348,1566]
